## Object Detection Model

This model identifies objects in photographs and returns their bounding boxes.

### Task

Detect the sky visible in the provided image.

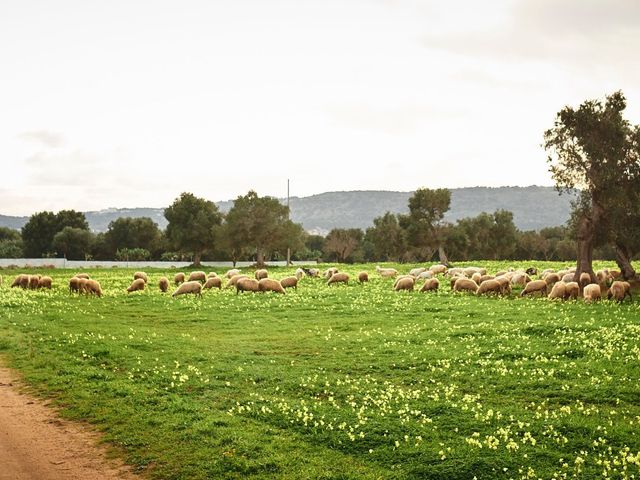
[1,0,639,216]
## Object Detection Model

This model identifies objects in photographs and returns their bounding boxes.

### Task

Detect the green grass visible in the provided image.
[1,261,639,479]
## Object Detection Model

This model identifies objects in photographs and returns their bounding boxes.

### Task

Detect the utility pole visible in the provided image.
[286,179,291,266]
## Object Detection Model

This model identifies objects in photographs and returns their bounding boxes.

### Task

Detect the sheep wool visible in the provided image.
[324,267,339,279]
[417,271,433,280]
[37,276,53,289]
[203,277,222,290]
[547,281,567,300]
[280,276,298,290]
[419,278,439,293]
[394,276,415,291]
[74,273,90,279]
[544,273,561,287]
[227,274,249,288]
[159,277,170,293]
[409,267,426,277]
[172,281,203,297]
[236,278,260,294]
[84,279,103,297]
[375,266,398,278]
[357,271,369,283]
[521,280,547,297]
[477,279,502,296]
[69,277,80,293]
[327,272,349,285]
[579,272,592,289]
[259,278,285,294]
[564,282,580,300]
[583,283,601,303]
[188,271,207,283]
[429,264,447,275]
[295,268,305,280]
[127,278,146,293]
[133,271,148,283]
[607,281,632,303]
[28,275,40,289]
[453,278,478,294]
[77,278,89,294]
[174,273,186,285]
[225,269,241,279]
[207,272,218,278]
[255,269,268,280]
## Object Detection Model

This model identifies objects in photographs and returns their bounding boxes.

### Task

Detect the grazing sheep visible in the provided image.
[69,277,80,293]
[303,267,320,278]
[227,274,249,288]
[429,264,447,275]
[494,276,512,295]
[583,283,601,303]
[74,273,90,279]
[324,267,339,279]
[544,273,561,287]
[133,271,148,283]
[203,277,222,290]
[127,278,146,293]
[174,272,185,285]
[409,267,426,277]
[561,273,574,283]
[578,272,592,289]
[295,268,305,280]
[188,271,207,283]
[463,267,486,277]
[11,274,27,288]
[495,270,508,278]
[357,271,369,283]
[596,269,610,284]
[525,267,537,276]
[477,279,502,296]
[453,278,478,294]
[159,277,169,293]
[28,275,40,289]
[449,276,462,289]
[609,269,622,279]
[172,280,202,297]
[446,268,463,277]
[607,281,632,303]
[259,278,286,294]
[511,273,531,287]
[84,279,103,297]
[393,275,413,288]
[375,266,398,278]
[236,277,260,294]
[521,280,547,297]
[419,278,439,293]
[394,276,415,291]
[547,281,567,300]
[207,272,218,278]
[471,272,482,284]
[37,276,52,289]
[327,272,349,285]
[255,269,268,280]
[417,270,433,280]
[541,268,556,277]
[280,276,298,290]
[478,274,495,284]
[564,282,580,300]
[225,268,241,279]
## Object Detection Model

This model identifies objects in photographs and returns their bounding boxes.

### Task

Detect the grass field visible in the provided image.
[1,261,639,479]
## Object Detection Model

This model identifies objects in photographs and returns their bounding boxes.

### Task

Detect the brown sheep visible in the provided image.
[225,268,241,278]
[561,273,574,283]
[203,277,222,290]
[478,274,495,284]
[188,271,207,283]
[133,271,148,283]
[578,272,592,289]
[172,281,202,297]
[127,278,146,293]
[544,273,561,287]
[74,273,90,279]
[376,266,398,278]
[511,273,531,287]
[159,277,169,293]
[477,279,502,296]
[255,269,268,280]
[419,278,439,293]
[207,272,218,278]
[394,276,415,291]
[77,278,89,294]
[607,280,632,303]
[583,283,601,303]
[393,275,413,289]
[429,264,447,275]
[259,278,285,294]
[69,277,80,293]
[84,279,103,297]
[547,281,567,300]
[453,278,478,294]
[29,275,40,289]
[227,274,249,288]
[37,276,53,289]
[564,282,580,300]
[471,272,482,284]
[11,274,28,288]
[174,272,185,285]
[327,272,349,285]
[324,267,339,279]
[449,276,462,289]
[236,277,260,294]
[521,280,547,297]
[280,276,298,290]
[357,271,369,283]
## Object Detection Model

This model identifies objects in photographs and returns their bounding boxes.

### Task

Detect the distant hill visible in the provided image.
[0,186,576,234]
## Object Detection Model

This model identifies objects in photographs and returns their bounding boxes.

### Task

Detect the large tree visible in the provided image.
[323,228,363,263]
[21,209,89,257]
[0,227,23,258]
[164,192,222,266]
[104,217,163,259]
[52,227,95,260]
[365,212,407,262]
[544,91,640,282]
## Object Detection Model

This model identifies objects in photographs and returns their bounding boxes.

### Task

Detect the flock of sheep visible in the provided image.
[4,264,633,303]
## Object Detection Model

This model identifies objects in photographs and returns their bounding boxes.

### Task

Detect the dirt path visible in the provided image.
[0,364,137,480]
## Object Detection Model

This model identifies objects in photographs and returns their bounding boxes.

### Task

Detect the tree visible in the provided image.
[164,192,222,266]
[21,209,89,257]
[52,227,94,260]
[398,188,451,262]
[223,190,304,266]
[323,228,363,263]
[0,227,23,258]
[544,91,640,281]
[365,212,406,262]
[104,217,163,259]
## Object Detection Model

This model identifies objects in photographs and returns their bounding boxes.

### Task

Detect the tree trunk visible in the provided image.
[573,201,605,284]
[193,251,202,267]
[256,248,265,267]
[438,245,450,267]
[614,242,637,280]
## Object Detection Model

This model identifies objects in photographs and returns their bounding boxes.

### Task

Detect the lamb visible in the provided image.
[255,269,268,280]
[174,273,185,285]
[227,274,249,288]
[547,281,567,300]
[417,270,433,280]
[127,278,146,293]
[376,266,398,278]
[453,278,478,294]
[327,272,349,285]
[357,271,369,283]
[429,264,447,275]
[295,268,305,280]
[280,276,298,290]
[477,279,502,296]
[159,277,169,293]
[84,279,103,297]
[133,271,148,283]
[203,277,222,290]
[324,267,339,279]
[172,281,202,297]
[37,276,52,289]
[188,271,207,283]
[419,278,439,292]
[583,283,601,303]
[607,281,632,303]
[74,273,90,279]
[236,277,260,294]
[409,267,426,277]
[259,278,286,294]
[520,280,547,297]
[564,282,580,300]
[225,268,241,279]
[544,273,561,287]
[394,276,415,291]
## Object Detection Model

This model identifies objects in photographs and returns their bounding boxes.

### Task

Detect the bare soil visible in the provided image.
[0,363,137,480]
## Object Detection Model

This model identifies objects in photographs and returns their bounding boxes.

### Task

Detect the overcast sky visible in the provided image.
[1,0,639,216]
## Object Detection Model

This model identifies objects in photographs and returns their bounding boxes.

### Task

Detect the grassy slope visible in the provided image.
[0,262,639,479]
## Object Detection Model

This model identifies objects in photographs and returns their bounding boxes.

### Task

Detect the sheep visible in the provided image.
[357,271,369,283]
[453,278,478,294]
[561,273,574,283]
[295,268,305,280]
[236,277,260,294]
[28,275,40,289]
[511,273,531,287]
[449,276,462,289]
[564,282,580,300]
[259,278,285,294]
[303,267,320,278]
[74,273,90,279]
[544,273,561,287]
[417,270,433,280]
[393,275,413,288]
[225,268,241,279]
[133,271,148,283]
[494,270,508,278]
[188,271,207,283]
[609,269,622,279]
[429,264,447,275]
[69,276,80,293]
[84,279,103,297]
[419,278,439,293]
[172,280,202,297]
[463,267,485,277]
[11,274,27,288]
[174,272,185,285]
[280,276,298,290]
[37,276,52,289]
[595,269,610,284]
[471,272,482,284]
[327,272,349,285]
[159,277,169,293]
[578,272,592,289]
[324,267,339,279]
[478,274,495,284]
[495,276,512,295]
[541,268,556,277]
[375,266,398,278]
[547,281,567,300]
[477,279,502,296]
[203,277,222,290]
[583,283,601,303]
[409,267,426,277]
[77,278,89,294]
[521,280,547,297]
[127,278,146,293]
[446,268,464,277]
[207,272,218,278]
[394,276,415,291]
[607,281,632,303]
[525,267,537,276]
[227,274,249,288]
[255,269,268,280]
